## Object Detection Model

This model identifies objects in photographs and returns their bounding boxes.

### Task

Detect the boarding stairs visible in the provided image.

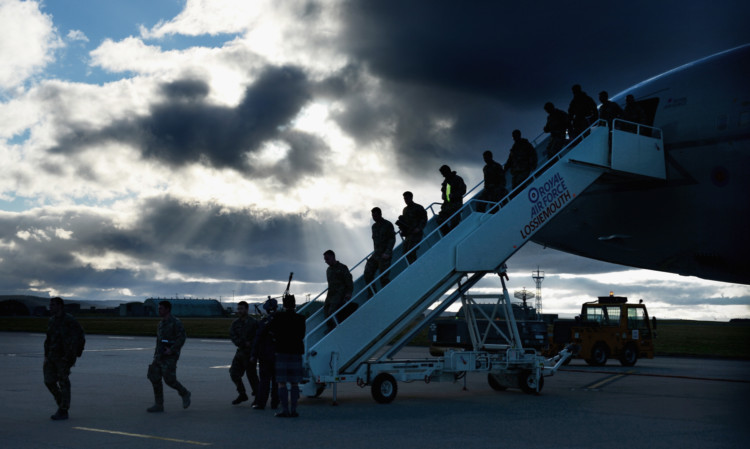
[301,119,664,399]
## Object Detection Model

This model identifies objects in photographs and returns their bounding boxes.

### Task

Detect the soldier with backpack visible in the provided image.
[505,130,538,189]
[44,297,85,421]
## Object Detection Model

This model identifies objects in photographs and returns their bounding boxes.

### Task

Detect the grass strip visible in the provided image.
[2,317,748,359]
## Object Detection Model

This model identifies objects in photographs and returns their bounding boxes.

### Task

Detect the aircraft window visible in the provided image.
[717,114,728,131]
[740,111,750,128]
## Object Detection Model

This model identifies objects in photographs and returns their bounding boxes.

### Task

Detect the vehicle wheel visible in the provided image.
[518,371,544,394]
[619,343,638,367]
[371,373,398,404]
[587,343,609,366]
[487,373,508,391]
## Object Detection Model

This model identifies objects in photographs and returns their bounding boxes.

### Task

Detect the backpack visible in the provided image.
[75,332,86,358]
[453,174,467,198]
[69,317,86,358]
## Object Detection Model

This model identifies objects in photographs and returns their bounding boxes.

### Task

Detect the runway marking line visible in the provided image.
[210,365,231,369]
[73,427,212,446]
[6,348,151,356]
[83,347,149,353]
[584,370,635,390]
[562,368,750,384]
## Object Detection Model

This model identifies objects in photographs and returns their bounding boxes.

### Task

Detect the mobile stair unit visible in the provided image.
[301,119,665,403]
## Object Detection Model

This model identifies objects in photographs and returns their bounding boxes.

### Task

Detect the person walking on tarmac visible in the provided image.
[437,164,466,234]
[269,294,306,418]
[504,130,538,189]
[323,249,353,331]
[228,301,259,406]
[147,301,191,413]
[568,84,598,137]
[251,298,280,411]
[364,207,395,297]
[397,191,427,264]
[543,102,570,158]
[44,296,85,421]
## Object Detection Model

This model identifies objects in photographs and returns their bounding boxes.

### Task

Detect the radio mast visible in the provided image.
[532,267,545,315]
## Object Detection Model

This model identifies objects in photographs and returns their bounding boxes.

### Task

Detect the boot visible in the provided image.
[290,385,300,417]
[146,404,164,413]
[181,390,191,409]
[232,392,249,405]
[50,408,68,420]
[278,386,289,414]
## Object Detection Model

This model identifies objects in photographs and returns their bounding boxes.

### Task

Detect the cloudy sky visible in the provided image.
[1,0,749,321]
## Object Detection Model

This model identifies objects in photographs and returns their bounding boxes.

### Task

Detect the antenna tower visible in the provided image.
[513,288,535,320]
[532,266,545,315]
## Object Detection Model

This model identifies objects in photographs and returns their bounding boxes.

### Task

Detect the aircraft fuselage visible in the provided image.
[532,45,750,284]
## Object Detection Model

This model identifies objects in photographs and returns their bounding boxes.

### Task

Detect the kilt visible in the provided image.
[275,353,303,384]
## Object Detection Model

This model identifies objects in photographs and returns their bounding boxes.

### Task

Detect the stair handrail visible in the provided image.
[305,119,612,343]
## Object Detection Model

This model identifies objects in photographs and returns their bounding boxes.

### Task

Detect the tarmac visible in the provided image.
[1,331,749,449]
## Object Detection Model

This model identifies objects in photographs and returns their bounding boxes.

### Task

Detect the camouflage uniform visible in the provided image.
[478,159,507,211]
[324,261,353,319]
[44,313,84,413]
[148,315,190,406]
[505,138,538,189]
[400,202,427,263]
[229,315,259,398]
[364,218,396,295]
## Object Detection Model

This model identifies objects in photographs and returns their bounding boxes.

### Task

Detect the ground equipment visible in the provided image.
[298,119,664,402]
[548,293,656,366]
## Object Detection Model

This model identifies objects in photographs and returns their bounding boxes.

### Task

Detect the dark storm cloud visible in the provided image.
[0,213,141,293]
[322,63,512,173]
[88,197,336,281]
[1,202,742,309]
[342,0,750,103]
[160,78,210,100]
[48,66,324,184]
[0,199,345,300]
[331,0,750,172]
